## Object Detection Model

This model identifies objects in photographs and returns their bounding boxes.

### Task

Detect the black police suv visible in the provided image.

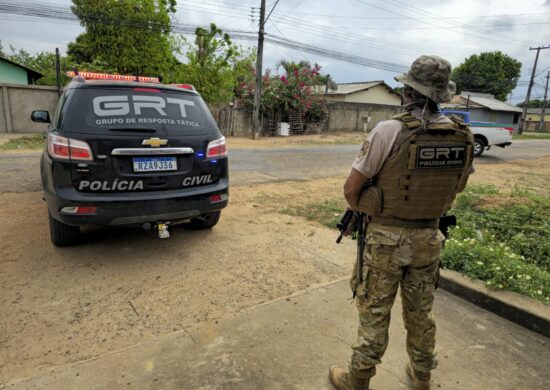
[32,75,228,246]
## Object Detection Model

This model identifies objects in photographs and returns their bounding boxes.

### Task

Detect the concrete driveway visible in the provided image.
[6,280,550,390]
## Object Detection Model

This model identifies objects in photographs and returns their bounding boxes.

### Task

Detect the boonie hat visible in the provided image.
[395,55,456,103]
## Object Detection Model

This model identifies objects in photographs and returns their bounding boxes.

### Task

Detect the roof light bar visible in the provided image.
[66,71,160,83]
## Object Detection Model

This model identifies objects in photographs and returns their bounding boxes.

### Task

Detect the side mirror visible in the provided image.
[31,110,51,123]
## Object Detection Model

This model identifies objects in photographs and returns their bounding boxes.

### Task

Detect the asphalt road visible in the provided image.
[0,139,549,193]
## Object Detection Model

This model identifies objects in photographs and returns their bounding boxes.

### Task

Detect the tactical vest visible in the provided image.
[358,112,474,224]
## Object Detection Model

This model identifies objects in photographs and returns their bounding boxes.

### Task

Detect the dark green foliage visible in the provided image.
[452,51,522,101]
[69,0,178,75]
[517,99,548,108]
[176,24,256,105]
[442,185,550,303]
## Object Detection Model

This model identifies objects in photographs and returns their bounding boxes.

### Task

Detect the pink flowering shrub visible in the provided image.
[237,61,329,124]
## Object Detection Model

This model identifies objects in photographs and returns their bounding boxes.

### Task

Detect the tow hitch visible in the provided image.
[143,220,191,239]
[156,222,170,239]
[143,222,171,239]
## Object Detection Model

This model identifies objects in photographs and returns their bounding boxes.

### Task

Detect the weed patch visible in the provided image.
[0,134,44,151]
[513,133,550,140]
[282,199,346,229]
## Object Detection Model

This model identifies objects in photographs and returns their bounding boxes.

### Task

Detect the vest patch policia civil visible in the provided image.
[414,144,467,169]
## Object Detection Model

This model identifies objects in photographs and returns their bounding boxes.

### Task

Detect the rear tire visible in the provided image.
[188,211,221,229]
[49,213,80,247]
[473,138,486,157]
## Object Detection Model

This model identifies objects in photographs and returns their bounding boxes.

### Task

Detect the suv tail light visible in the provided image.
[48,134,93,161]
[206,137,228,159]
[504,127,514,135]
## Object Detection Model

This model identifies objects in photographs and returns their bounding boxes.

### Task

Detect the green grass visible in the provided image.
[513,133,550,140]
[281,184,550,304]
[0,134,45,151]
[282,199,347,229]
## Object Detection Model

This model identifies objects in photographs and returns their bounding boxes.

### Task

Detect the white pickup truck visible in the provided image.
[441,110,513,157]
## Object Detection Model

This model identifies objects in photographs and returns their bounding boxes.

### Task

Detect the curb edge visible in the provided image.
[439,269,550,338]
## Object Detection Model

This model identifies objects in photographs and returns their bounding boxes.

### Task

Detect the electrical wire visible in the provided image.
[383,0,533,45]
[353,0,532,47]
[0,1,410,73]
[183,0,430,58]
[276,10,550,20]
[358,22,550,30]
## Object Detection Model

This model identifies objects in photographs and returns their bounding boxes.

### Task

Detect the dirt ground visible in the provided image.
[468,156,550,194]
[0,183,354,383]
[1,155,549,384]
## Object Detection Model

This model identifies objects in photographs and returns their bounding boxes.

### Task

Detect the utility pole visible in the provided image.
[252,0,266,139]
[539,71,550,132]
[325,74,330,96]
[519,45,550,134]
[55,48,61,98]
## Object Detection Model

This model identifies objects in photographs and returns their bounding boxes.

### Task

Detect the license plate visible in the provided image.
[133,157,177,172]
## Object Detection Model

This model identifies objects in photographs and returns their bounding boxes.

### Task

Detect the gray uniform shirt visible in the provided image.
[352,108,475,180]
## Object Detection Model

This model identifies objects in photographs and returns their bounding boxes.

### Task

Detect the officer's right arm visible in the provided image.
[344,168,369,210]
[344,120,401,210]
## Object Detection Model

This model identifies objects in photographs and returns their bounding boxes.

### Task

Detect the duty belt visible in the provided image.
[370,215,439,229]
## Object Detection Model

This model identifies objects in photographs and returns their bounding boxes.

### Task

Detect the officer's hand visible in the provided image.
[343,211,358,236]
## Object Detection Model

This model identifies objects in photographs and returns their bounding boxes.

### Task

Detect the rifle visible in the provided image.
[336,210,355,244]
[336,210,367,299]
[435,215,456,289]
[438,215,456,242]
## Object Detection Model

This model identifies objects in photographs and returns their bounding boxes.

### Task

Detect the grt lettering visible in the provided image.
[419,147,464,159]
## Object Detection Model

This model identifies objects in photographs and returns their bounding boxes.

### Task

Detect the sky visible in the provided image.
[1,0,550,105]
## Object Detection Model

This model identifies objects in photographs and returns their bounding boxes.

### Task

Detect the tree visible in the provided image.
[452,51,522,101]
[176,24,255,105]
[68,0,177,75]
[517,99,548,108]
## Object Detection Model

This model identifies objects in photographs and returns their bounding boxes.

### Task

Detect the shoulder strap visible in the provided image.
[392,112,422,130]
[446,114,470,131]
[425,114,472,138]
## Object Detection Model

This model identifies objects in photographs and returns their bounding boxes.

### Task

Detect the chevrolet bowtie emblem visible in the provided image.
[142,138,168,147]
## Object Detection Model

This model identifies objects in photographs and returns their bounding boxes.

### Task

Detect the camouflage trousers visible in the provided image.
[349,222,445,379]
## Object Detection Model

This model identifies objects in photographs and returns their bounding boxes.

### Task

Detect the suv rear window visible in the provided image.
[59,87,218,135]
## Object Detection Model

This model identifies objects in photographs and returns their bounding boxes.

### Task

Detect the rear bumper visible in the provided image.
[45,179,228,227]
[495,142,512,148]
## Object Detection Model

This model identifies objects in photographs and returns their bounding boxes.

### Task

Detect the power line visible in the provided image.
[264,0,280,22]
[358,21,550,30]
[179,0,435,60]
[0,1,425,65]
[273,10,550,20]
[268,19,312,64]
[354,0,532,47]
[383,0,529,44]
[160,0,423,60]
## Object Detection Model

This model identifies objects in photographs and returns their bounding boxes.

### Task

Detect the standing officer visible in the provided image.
[329,55,474,390]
